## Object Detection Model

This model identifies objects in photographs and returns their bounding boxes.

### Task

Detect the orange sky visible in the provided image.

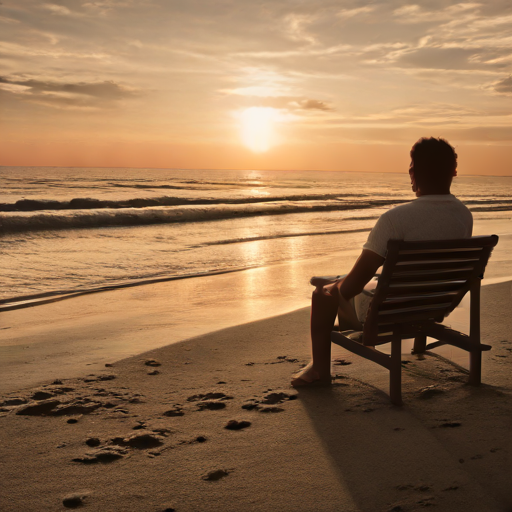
[1,1,511,175]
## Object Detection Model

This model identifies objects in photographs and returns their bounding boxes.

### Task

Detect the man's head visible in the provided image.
[409,137,457,196]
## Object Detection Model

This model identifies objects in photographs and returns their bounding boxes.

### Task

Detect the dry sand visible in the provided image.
[1,281,512,512]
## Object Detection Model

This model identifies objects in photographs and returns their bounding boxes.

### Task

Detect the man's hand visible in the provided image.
[337,249,384,301]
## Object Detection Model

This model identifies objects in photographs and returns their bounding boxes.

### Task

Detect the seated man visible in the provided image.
[291,137,473,387]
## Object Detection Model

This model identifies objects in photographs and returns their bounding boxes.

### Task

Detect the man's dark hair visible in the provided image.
[410,137,457,192]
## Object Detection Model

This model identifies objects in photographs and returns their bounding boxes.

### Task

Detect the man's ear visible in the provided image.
[409,169,418,192]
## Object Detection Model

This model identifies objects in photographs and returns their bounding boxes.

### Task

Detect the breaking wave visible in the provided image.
[0,192,369,212]
[1,197,510,234]
[0,199,400,233]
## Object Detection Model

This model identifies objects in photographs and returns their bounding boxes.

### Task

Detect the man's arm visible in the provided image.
[337,249,385,300]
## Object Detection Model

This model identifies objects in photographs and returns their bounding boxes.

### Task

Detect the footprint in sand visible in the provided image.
[187,392,233,402]
[202,469,231,481]
[333,358,352,366]
[273,356,299,364]
[197,401,226,411]
[163,406,184,417]
[261,391,298,404]
[111,431,165,449]
[225,420,251,430]
[1,397,28,406]
[187,392,232,411]
[73,446,127,464]
[241,390,297,412]
[74,430,169,464]
[438,421,462,428]
[259,406,284,413]
[63,491,90,508]
[32,390,54,400]
[241,399,260,410]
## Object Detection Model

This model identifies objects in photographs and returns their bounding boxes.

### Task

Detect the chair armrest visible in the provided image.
[310,276,341,288]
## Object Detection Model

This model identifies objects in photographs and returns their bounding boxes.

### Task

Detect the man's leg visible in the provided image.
[291,287,339,386]
[310,288,340,379]
[291,284,363,387]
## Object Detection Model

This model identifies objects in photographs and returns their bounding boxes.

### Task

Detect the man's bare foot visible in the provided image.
[291,365,331,388]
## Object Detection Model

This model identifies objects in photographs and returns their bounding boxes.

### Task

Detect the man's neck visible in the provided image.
[416,189,451,197]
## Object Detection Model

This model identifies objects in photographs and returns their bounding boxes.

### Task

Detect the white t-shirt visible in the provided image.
[354,194,473,322]
[363,194,473,258]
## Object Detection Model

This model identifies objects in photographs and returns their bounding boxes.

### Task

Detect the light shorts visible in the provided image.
[353,276,378,324]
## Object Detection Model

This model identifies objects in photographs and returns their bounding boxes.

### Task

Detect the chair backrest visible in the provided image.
[363,235,499,345]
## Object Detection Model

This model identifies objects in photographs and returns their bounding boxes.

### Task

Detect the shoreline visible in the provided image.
[2,215,510,394]
[2,211,511,308]
[1,258,510,394]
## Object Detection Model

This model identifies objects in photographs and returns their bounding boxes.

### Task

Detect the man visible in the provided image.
[291,137,473,387]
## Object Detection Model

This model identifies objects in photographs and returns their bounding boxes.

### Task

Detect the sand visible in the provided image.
[0,280,511,512]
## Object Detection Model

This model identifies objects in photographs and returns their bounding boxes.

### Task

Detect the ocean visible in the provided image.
[1,166,512,307]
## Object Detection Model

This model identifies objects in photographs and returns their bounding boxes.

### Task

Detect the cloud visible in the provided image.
[284,13,317,45]
[494,76,512,94]
[0,76,137,109]
[292,99,332,111]
[393,2,481,23]
[396,47,509,70]
[336,6,374,20]
[221,90,334,113]
[43,4,74,16]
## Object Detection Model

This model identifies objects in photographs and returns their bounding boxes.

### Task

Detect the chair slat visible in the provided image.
[376,308,449,325]
[390,270,474,283]
[389,278,467,286]
[393,261,478,272]
[383,291,458,302]
[396,251,482,262]
[378,302,451,316]
[398,247,482,255]
[394,235,498,251]
[380,295,459,311]
[387,280,467,293]
[391,266,475,279]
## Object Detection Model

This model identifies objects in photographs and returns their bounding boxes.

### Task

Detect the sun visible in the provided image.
[240,107,280,153]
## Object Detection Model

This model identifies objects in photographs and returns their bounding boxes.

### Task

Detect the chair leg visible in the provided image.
[468,279,482,386]
[469,350,482,386]
[412,334,426,354]
[389,338,403,406]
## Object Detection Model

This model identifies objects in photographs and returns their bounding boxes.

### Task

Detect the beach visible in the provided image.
[1,264,512,511]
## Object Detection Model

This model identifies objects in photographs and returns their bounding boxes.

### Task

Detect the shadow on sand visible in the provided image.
[298,373,512,512]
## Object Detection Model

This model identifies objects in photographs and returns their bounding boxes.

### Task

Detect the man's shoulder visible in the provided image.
[378,195,472,227]
[380,199,416,219]
[386,195,468,214]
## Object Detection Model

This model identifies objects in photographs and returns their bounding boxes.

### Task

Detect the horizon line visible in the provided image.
[0,164,510,178]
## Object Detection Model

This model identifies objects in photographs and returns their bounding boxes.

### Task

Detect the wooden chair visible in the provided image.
[317,235,499,405]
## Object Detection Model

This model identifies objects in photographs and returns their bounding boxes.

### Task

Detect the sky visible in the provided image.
[0,0,511,175]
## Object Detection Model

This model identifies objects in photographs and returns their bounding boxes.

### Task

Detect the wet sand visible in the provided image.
[0,280,511,511]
